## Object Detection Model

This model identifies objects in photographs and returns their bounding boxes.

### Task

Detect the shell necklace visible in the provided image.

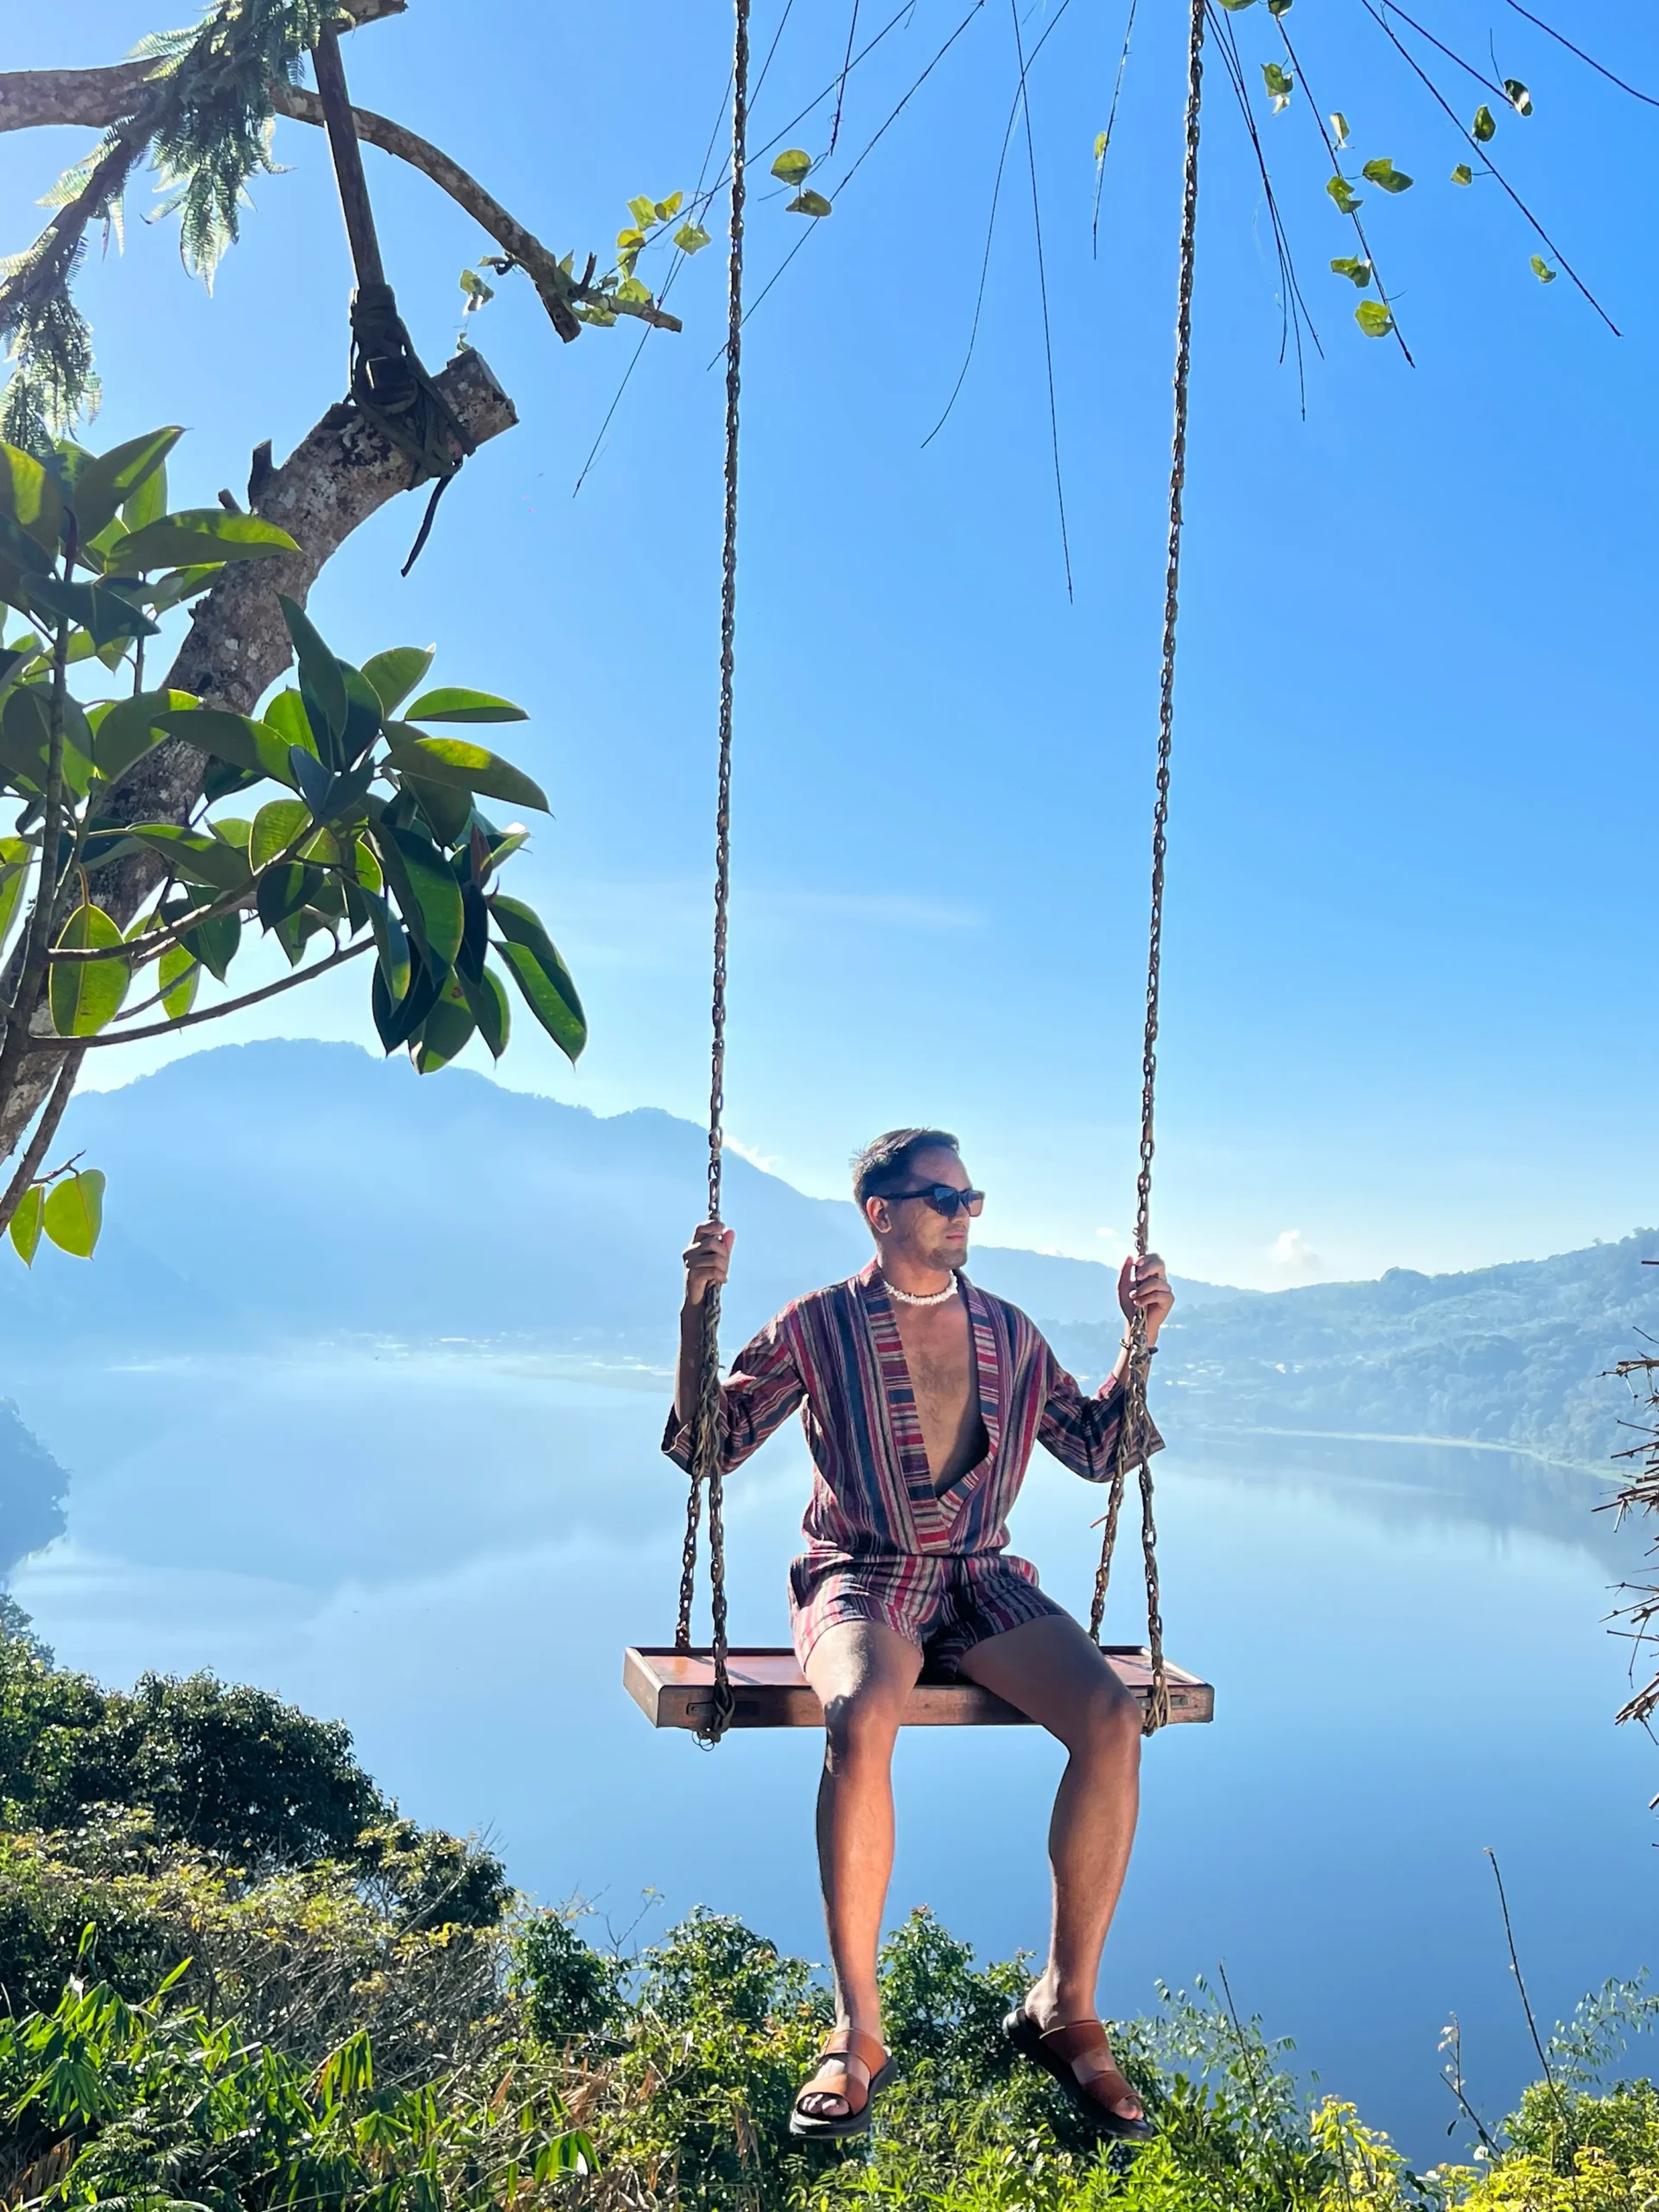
[879,1274,959,1308]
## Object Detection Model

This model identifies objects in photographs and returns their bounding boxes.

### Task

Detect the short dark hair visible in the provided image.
[851,1127,961,1206]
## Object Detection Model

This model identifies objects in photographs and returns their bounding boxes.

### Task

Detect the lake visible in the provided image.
[8,1346,1655,2164]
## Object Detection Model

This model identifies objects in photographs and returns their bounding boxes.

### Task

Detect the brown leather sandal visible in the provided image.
[1003,2007,1155,2142]
[788,2026,895,2141]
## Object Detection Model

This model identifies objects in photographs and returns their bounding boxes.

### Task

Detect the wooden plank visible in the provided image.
[623,1646,1215,1732]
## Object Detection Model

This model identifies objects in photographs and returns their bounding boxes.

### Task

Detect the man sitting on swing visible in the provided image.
[665,1126,1174,2143]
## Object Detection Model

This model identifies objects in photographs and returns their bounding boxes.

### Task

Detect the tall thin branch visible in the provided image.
[1008,0,1072,601]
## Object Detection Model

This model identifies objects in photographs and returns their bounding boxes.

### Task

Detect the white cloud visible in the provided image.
[724,1135,779,1173]
[1094,1226,1128,1250]
[1267,1228,1325,1279]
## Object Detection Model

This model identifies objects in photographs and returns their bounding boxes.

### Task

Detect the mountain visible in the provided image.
[1049,1246,1659,1469]
[8,1041,1203,1358]
[0,1039,1648,1470]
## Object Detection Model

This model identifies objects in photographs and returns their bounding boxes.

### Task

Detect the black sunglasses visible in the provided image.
[882,1184,986,1219]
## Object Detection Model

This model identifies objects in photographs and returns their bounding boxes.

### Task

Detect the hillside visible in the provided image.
[0,1039,1647,1470]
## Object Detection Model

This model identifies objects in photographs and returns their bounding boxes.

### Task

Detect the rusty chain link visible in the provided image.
[1090,0,1205,1738]
[676,0,751,1746]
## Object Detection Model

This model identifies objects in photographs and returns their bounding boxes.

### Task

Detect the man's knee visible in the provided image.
[1072,1673,1142,1763]
[822,1687,905,1769]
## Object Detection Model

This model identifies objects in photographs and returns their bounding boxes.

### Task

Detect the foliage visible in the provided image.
[1607,1356,1659,1745]
[0,419,586,1262]
[513,1905,627,2044]
[0,1967,593,2209]
[0,1624,506,1929]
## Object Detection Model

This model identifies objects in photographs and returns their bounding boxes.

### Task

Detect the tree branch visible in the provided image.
[0,1045,84,1242]
[35,935,374,1050]
[0,50,679,345]
[270,89,683,337]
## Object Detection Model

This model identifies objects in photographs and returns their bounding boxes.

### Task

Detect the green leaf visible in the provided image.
[279,595,348,748]
[1504,79,1532,116]
[361,645,435,717]
[43,1169,105,1260]
[0,837,30,949]
[49,904,130,1037]
[158,941,199,1018]
[491,895,586,1062]
[377,823,465,969]
[9,1185,42,1267]
[385,734,547,810]
[257,861,322,931]
[673,220,713,254]
[139,563,218,613]
[121,454,168,534]
[156,706,297,788]
[1330,111,1351,149]
[175,902,240,982]
[92,688,196,785]
[1360,156,1413,193]
[399,768,474,848]
[786,189,834,218]
[0,442,62,562]
[626,194,658,230]
[1530,254,1557,283]
[0,683,94,798]
[413,975,476,1073]
[771,148,812,184]
[125,824,252,893]
[104,509,299,572]
[1471,104,1497,142]
[1355,298,1395,338]
[1326,174,1363,216]
[403,686,528,725]
[1451,162,1474,186]
[1216,0,1255,9]
[25,577,157,648]
[460,961,511,1059]
[371,950,442,1052]
[71,429,183,542]
[615,226,645,252]
[1330,256,1373,288]
[261,688,319,758]
[1261,61,1294,111]
[250,797,312,872]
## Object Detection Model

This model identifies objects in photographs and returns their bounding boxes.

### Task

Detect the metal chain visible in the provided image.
[677,0,751,1747]
[1090,0,1205,1739]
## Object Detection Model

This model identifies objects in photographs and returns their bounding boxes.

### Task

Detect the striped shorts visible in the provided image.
[788,1548,1067,1675]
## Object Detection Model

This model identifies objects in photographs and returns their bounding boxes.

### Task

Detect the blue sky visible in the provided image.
[12,0,1658,1287]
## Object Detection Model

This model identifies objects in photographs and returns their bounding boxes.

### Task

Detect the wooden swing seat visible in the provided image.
[624,1645,1214,1732]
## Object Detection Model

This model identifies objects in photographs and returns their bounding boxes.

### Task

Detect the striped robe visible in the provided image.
[662,1260,1154,1667]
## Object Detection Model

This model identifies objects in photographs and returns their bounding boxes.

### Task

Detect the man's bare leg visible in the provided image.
[797,1618,923,2118]
[957,1611,1144,2121]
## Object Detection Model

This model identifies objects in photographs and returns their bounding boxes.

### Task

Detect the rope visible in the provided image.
[311,24,473,572]
[1089,0,1206,1738]
[676,0,751,1747]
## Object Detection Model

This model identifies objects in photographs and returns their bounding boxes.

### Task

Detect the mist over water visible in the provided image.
[10,1349,1653,2164]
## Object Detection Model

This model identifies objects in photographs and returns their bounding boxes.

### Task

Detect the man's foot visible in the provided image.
[1004,1995,1154,2141]
[788,2028,894,2140]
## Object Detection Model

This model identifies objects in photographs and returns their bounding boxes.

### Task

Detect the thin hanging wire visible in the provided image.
[1089,0,1207,1738]
[676,0,751,1748]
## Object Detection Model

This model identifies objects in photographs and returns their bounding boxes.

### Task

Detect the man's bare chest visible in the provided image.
[890,1305,986,1490]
